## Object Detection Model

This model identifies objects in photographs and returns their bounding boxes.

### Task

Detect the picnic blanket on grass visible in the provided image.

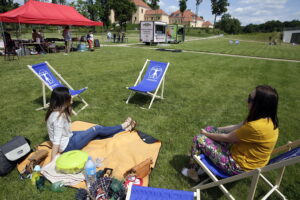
[17,121,161,188]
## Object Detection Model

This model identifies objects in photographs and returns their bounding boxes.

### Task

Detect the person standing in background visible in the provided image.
[62,26,72,55]
[86,30,94,50]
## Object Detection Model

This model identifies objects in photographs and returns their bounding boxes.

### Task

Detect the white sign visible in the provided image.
[141,22,154,42]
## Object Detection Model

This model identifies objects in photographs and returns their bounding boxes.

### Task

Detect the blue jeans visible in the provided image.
[63,125,124,152]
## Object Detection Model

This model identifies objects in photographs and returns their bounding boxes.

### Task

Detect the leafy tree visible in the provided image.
[195,0,203,27]
[0,0,19,13]
[259,20,283,32]
[86,0,97,21]
[110,0,136,31]
[148,0,160,10]
[52,0,65,5]
[283,20,300,28]
[69,0,89,18]
[216,14,241,34]
[242,20,300,33]
[243,23,259,33]
[58,0,66,5]
[97,0,111,29]
[179,0,188,25]
[211,0,229,26]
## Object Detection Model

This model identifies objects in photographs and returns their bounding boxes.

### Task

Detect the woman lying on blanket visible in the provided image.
[46,87,137,161]
[182,85,279,182]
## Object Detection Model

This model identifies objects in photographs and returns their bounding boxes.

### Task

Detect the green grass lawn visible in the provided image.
[165,37,300,61]
[0,39,300,200]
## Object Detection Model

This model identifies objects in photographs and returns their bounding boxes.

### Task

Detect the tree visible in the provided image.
[86,0,97,21]
[215,14,241,34]
[97,0,111,30]
[69,0,89,18]
[195,0,203,27]
[243,23,259,33]
[110,0,136,31]
[148,0,160,10]
[211,0,229,26]
[52,0,65,5]
[58,0,66,5]
[179,0,188,25]
[0,0,19,13]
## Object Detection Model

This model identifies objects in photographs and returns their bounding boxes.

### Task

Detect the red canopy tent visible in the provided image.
[0,0,103,26]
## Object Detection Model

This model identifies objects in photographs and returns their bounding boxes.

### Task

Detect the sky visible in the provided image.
[158,0,300,25]
[12,0,300,26]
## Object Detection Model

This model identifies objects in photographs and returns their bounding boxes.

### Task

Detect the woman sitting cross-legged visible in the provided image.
[46,87,137,161]
[182,85,279,182]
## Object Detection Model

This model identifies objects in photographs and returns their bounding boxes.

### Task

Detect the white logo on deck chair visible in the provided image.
[148,66,162,80]
[39,69,54,85]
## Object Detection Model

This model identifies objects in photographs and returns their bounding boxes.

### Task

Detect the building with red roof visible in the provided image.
[144,9,169,24]
[202,21,214,28]
[169,9,204,27]
[130,0,152,24]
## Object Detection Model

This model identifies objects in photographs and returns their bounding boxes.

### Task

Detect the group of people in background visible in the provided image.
[62,26,94,55]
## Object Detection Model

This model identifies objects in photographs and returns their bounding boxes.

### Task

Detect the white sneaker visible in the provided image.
[181,168,189,177]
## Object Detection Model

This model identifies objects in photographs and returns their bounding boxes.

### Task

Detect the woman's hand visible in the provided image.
[201,129,209,136]
[51,144,60,161]
[200,129,241,143]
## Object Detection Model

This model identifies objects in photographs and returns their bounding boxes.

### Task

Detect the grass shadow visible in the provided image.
[169,154,239,199]
[124,93,162,108]
[32,96,83,110]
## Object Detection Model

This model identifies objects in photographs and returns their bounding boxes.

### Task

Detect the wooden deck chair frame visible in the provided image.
[126,59,170,109]
[126,182,201,200]
[192,139,300,200]
[28,61,89,115]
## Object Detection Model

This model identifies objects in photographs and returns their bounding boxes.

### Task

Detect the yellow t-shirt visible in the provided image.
[230,118,279,171]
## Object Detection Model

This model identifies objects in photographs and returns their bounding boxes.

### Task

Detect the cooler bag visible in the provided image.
[0,136,31,176]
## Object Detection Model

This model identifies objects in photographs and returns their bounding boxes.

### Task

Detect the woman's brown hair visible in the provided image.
[45,87,72,121]
[246,85,279,129]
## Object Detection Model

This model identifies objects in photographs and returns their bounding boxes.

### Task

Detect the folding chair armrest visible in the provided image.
[272,139,300,155]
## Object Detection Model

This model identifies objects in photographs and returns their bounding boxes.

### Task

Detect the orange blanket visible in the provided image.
[17,121,161,188]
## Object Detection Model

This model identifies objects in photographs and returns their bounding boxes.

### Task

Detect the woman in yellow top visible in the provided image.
[182,85,279,181]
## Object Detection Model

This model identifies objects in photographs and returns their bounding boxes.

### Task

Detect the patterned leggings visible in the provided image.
[190,126,244,176]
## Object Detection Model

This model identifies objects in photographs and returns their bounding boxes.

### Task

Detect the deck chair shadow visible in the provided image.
[28,61,88,115]
[126,59,170,109]
[192,139,300,200]
[126,182,200,200]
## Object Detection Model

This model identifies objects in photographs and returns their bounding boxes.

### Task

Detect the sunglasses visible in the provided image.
[247,94,254,103]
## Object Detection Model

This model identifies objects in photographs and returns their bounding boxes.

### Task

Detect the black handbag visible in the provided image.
[0,136,31,176]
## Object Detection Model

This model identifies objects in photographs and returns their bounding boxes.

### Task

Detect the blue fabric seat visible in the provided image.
[198,154,230,178]
[127,185,198,200]
[28,61,88,115]
[198,146,300,179]
[31,62,87,97]
[126,60,170,109]
[193,141,300,200]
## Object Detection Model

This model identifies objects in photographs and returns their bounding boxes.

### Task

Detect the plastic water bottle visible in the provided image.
[31,165,41,186]
[84,156,96,189]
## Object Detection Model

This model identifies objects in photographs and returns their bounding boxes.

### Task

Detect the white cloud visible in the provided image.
[14,0,24,5]
[230,0,290,25]
[166,5,179,13]
[159,0,165,7]
[239,0,287,5]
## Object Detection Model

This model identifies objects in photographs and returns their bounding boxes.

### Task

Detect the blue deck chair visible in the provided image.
[192,139,300,200]
[28,61,88,115]
[126,183,200,200]
[126,59,170,109]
